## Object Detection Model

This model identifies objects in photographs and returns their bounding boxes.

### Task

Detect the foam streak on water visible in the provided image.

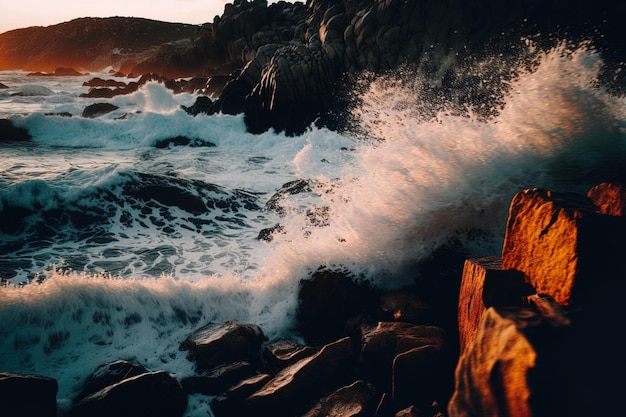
[1,43,625,414]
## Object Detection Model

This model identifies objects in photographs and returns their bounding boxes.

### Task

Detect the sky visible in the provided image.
[0,1,292,34]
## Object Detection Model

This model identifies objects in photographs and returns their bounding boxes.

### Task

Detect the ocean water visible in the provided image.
[1,42,625,415]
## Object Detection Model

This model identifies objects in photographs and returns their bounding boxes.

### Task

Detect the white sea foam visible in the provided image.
[262,42,626,289]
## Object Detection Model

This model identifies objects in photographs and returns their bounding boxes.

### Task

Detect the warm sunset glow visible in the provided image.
[0,1,292,34]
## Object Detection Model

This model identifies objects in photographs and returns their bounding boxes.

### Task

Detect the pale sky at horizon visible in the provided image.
[0,1,293,34]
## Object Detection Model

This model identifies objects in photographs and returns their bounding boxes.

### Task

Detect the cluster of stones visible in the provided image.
[449,182,626,417]
[1,267,456,417]
[2,183,625,416]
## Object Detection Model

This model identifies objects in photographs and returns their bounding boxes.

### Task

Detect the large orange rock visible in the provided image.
[448,306,538,417]
[501,188,626,306]
[587,182,626,216]
[449,293,624,417]
[457,257,530,353]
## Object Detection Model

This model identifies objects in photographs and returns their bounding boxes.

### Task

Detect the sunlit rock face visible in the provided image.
[451,183,626,417]
[456,257,530,354]
[502,188,626,307]
[587,182,626,216]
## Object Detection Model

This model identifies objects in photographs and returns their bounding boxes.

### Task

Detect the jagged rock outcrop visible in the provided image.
[203,0,626,134]
[587,182,626,216]
[450,183,626,417]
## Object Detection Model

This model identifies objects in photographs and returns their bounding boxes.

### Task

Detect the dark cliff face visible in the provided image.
[0,17,198,73]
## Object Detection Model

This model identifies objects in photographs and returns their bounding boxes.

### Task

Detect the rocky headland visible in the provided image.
[2,0,626,135]
[3,182,624,417]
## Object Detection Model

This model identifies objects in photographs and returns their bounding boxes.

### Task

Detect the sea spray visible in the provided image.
[263,42,626,289]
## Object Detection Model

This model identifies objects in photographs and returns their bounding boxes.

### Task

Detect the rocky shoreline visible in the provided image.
[2,182,624,416]
[3,0,626,135]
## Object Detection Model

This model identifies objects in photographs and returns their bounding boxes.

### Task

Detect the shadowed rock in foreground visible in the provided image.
[5,183,626,417]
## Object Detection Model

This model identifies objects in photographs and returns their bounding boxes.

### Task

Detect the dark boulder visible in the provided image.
[0,372,58,417]
[360,322,447,391]
[206,74,235,97]
[264,179,312,216]
[81,102,119,118]
[215,78,253,115]
[154,136,216,148]
[210,373,272,417]
[301,380,379,417]
[246,337,355,416]
[74,360,148,403]
[297,269,379,344]
[181,95,217,116]
[71,371,187,417]
[263,337,316,371]
[82,77,127,88]
[376,290,435,325]
[180,321,267,371]
[180,361,256,395]
[53,67,83,76]
[256,223,284,242]
[0,119,31,141]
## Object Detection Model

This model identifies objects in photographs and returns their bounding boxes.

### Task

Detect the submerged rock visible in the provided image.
[81,102,120,118]
[0,118,31,141]
[153,136,216,148]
